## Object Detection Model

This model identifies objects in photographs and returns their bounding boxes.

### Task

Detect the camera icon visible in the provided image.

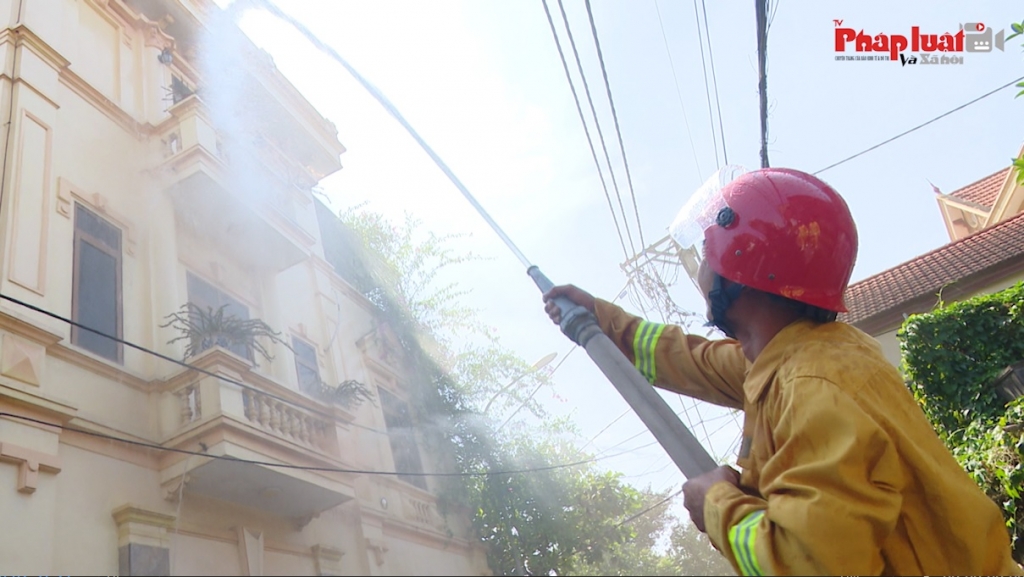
[963,22,1005,52]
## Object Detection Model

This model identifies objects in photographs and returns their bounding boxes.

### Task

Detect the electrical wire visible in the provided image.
[495,277,632,432]
[0,411,640,478]
[614,487,683,527]
[578,407,632,453]
[540,0,631,262]
[0,244,682,483]
[495,346,578,433]
[653,0,703,182]
[691,0,720,170]
[583,0,646,250]
[553,0,638,258]
[0,292,397,437]
[813,75,1024,175]
[699,0,728,165]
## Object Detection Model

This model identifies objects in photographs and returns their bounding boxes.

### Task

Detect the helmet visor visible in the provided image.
[668,165,747,287]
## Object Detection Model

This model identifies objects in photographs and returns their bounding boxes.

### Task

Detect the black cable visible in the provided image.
[553,0,638,258]
[614,487,683,527]
[813,75,1024,175]
[496,345,578,432]
[692,0,720,170]
[653,0,703,181]
[539,0,631,262]
[0,292,393,438]
[583,0,646,250]
[0,411,636,478]
[700,0,729,165]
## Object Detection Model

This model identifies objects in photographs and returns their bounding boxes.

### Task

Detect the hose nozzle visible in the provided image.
[528,266,601,347]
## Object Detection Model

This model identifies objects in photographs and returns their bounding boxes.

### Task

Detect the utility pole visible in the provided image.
[756,0,770,168]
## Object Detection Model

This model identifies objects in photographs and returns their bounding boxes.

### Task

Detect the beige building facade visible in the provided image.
[0,0,488,574]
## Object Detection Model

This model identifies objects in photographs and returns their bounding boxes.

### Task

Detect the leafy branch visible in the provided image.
[160,302,290,362]
[1011,20,1024,99]
[317,378,377,410]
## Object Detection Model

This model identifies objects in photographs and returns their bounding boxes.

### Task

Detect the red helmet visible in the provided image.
[701,168,858,312]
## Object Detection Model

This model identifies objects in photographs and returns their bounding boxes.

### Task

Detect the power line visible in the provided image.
[691,0,720,170]
[0,293,401,438]
[540,0,631,261]
[553,0,638,257]
[584,0,646,250]
[495,345,579,432]
[0,249,674,482]
[579,407,632,453]
[614,487,679,528]
[653,0,703,182]
[813,75,1024,175]
[496,278,632,432]
[594,436,662,460]
[699,0,728,165]
[0,412,640,478]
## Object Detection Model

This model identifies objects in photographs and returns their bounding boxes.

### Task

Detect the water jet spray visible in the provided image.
[239,0,717,479]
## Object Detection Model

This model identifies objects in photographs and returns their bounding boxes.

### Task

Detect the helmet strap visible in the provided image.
[705,273,744,339]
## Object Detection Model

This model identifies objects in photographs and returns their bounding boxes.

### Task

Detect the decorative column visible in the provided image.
[311,544,344,576]
[111,504,176,576]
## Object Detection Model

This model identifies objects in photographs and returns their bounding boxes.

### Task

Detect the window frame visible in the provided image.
[71,203,123,363]
[185,271,254,362]
[291,335,322,395]
[379,386,428,490]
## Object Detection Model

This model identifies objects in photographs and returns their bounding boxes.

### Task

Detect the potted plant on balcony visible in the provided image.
[161,302,290,363]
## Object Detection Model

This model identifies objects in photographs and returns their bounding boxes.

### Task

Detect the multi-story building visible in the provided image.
[0,0,488,574]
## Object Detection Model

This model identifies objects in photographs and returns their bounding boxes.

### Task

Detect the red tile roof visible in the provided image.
[841,211,1024,326]
[946,168,1010,208]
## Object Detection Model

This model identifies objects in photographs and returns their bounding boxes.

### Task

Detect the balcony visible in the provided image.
[154,96,312,273]
[156,347,357,524]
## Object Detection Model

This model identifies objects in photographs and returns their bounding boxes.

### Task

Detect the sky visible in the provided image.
[216,0,1024,513]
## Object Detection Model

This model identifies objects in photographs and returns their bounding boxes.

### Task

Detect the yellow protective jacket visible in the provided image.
[594,298,1021,576]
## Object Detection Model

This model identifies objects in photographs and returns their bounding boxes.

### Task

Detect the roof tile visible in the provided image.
[841,211,1024,325]
[947,168,1010,207]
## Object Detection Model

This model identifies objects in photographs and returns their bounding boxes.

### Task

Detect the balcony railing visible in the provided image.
[241,388,333,452]
[158,347,356,521]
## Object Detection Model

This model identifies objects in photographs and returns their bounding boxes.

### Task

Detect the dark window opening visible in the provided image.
[292,336,321,395]
[186,272,252,361]
[72,204,123,363]
[170,75,194,105]
[380,388,427,490]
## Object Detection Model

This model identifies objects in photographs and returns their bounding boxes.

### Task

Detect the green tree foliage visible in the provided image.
[900,283,1024,436]
[330,204,734,575]
[900,282,1024,561]
[1011,19,1024,100]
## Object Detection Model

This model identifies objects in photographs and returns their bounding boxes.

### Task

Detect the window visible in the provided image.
[186,272,252,361]
[292,336,321,395]
[379,387,427,490]
[72,204,122,362]
[170,75,194,105]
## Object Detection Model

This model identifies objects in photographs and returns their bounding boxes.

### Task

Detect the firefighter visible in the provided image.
[544,168,1021,575]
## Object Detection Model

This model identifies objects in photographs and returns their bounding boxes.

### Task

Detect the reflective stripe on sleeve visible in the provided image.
[728,509,765,576]
[632,321,666,384]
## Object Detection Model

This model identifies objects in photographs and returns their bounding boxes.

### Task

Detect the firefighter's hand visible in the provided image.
[543,285,596,324]
[683,465,741,533]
